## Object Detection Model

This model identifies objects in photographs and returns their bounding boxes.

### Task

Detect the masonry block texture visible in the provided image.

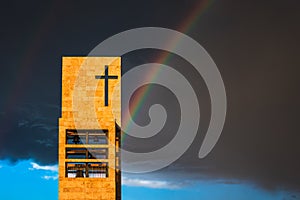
[59,57,121,200]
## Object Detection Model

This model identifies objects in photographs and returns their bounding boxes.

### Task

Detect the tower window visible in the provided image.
[66,162,108,178]
[66,129,108,144]
[66,148,108,159]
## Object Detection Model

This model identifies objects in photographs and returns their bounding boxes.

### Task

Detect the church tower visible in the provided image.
[59,57,121,200]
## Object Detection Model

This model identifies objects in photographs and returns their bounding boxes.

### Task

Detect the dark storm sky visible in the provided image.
[0,0,299,193]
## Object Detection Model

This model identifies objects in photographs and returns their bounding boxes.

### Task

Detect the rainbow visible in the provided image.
[122,0,215,142]
[0,1,59,134]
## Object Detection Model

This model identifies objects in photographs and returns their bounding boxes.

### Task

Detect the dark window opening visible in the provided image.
[66,162,108,178]
[66,148,108,159]
[66,129,108,145]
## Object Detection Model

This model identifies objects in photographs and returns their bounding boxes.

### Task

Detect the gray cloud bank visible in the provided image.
[0,0,299,195]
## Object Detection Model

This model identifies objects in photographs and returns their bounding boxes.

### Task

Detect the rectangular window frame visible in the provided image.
[65,162,108,178]
[66,148,108,159]
[66,129,108,145]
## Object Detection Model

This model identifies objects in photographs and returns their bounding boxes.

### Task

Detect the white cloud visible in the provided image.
[29,163,58,181]
[29,162,58,172]
[122,177,181,189]
[42,175,58,180]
